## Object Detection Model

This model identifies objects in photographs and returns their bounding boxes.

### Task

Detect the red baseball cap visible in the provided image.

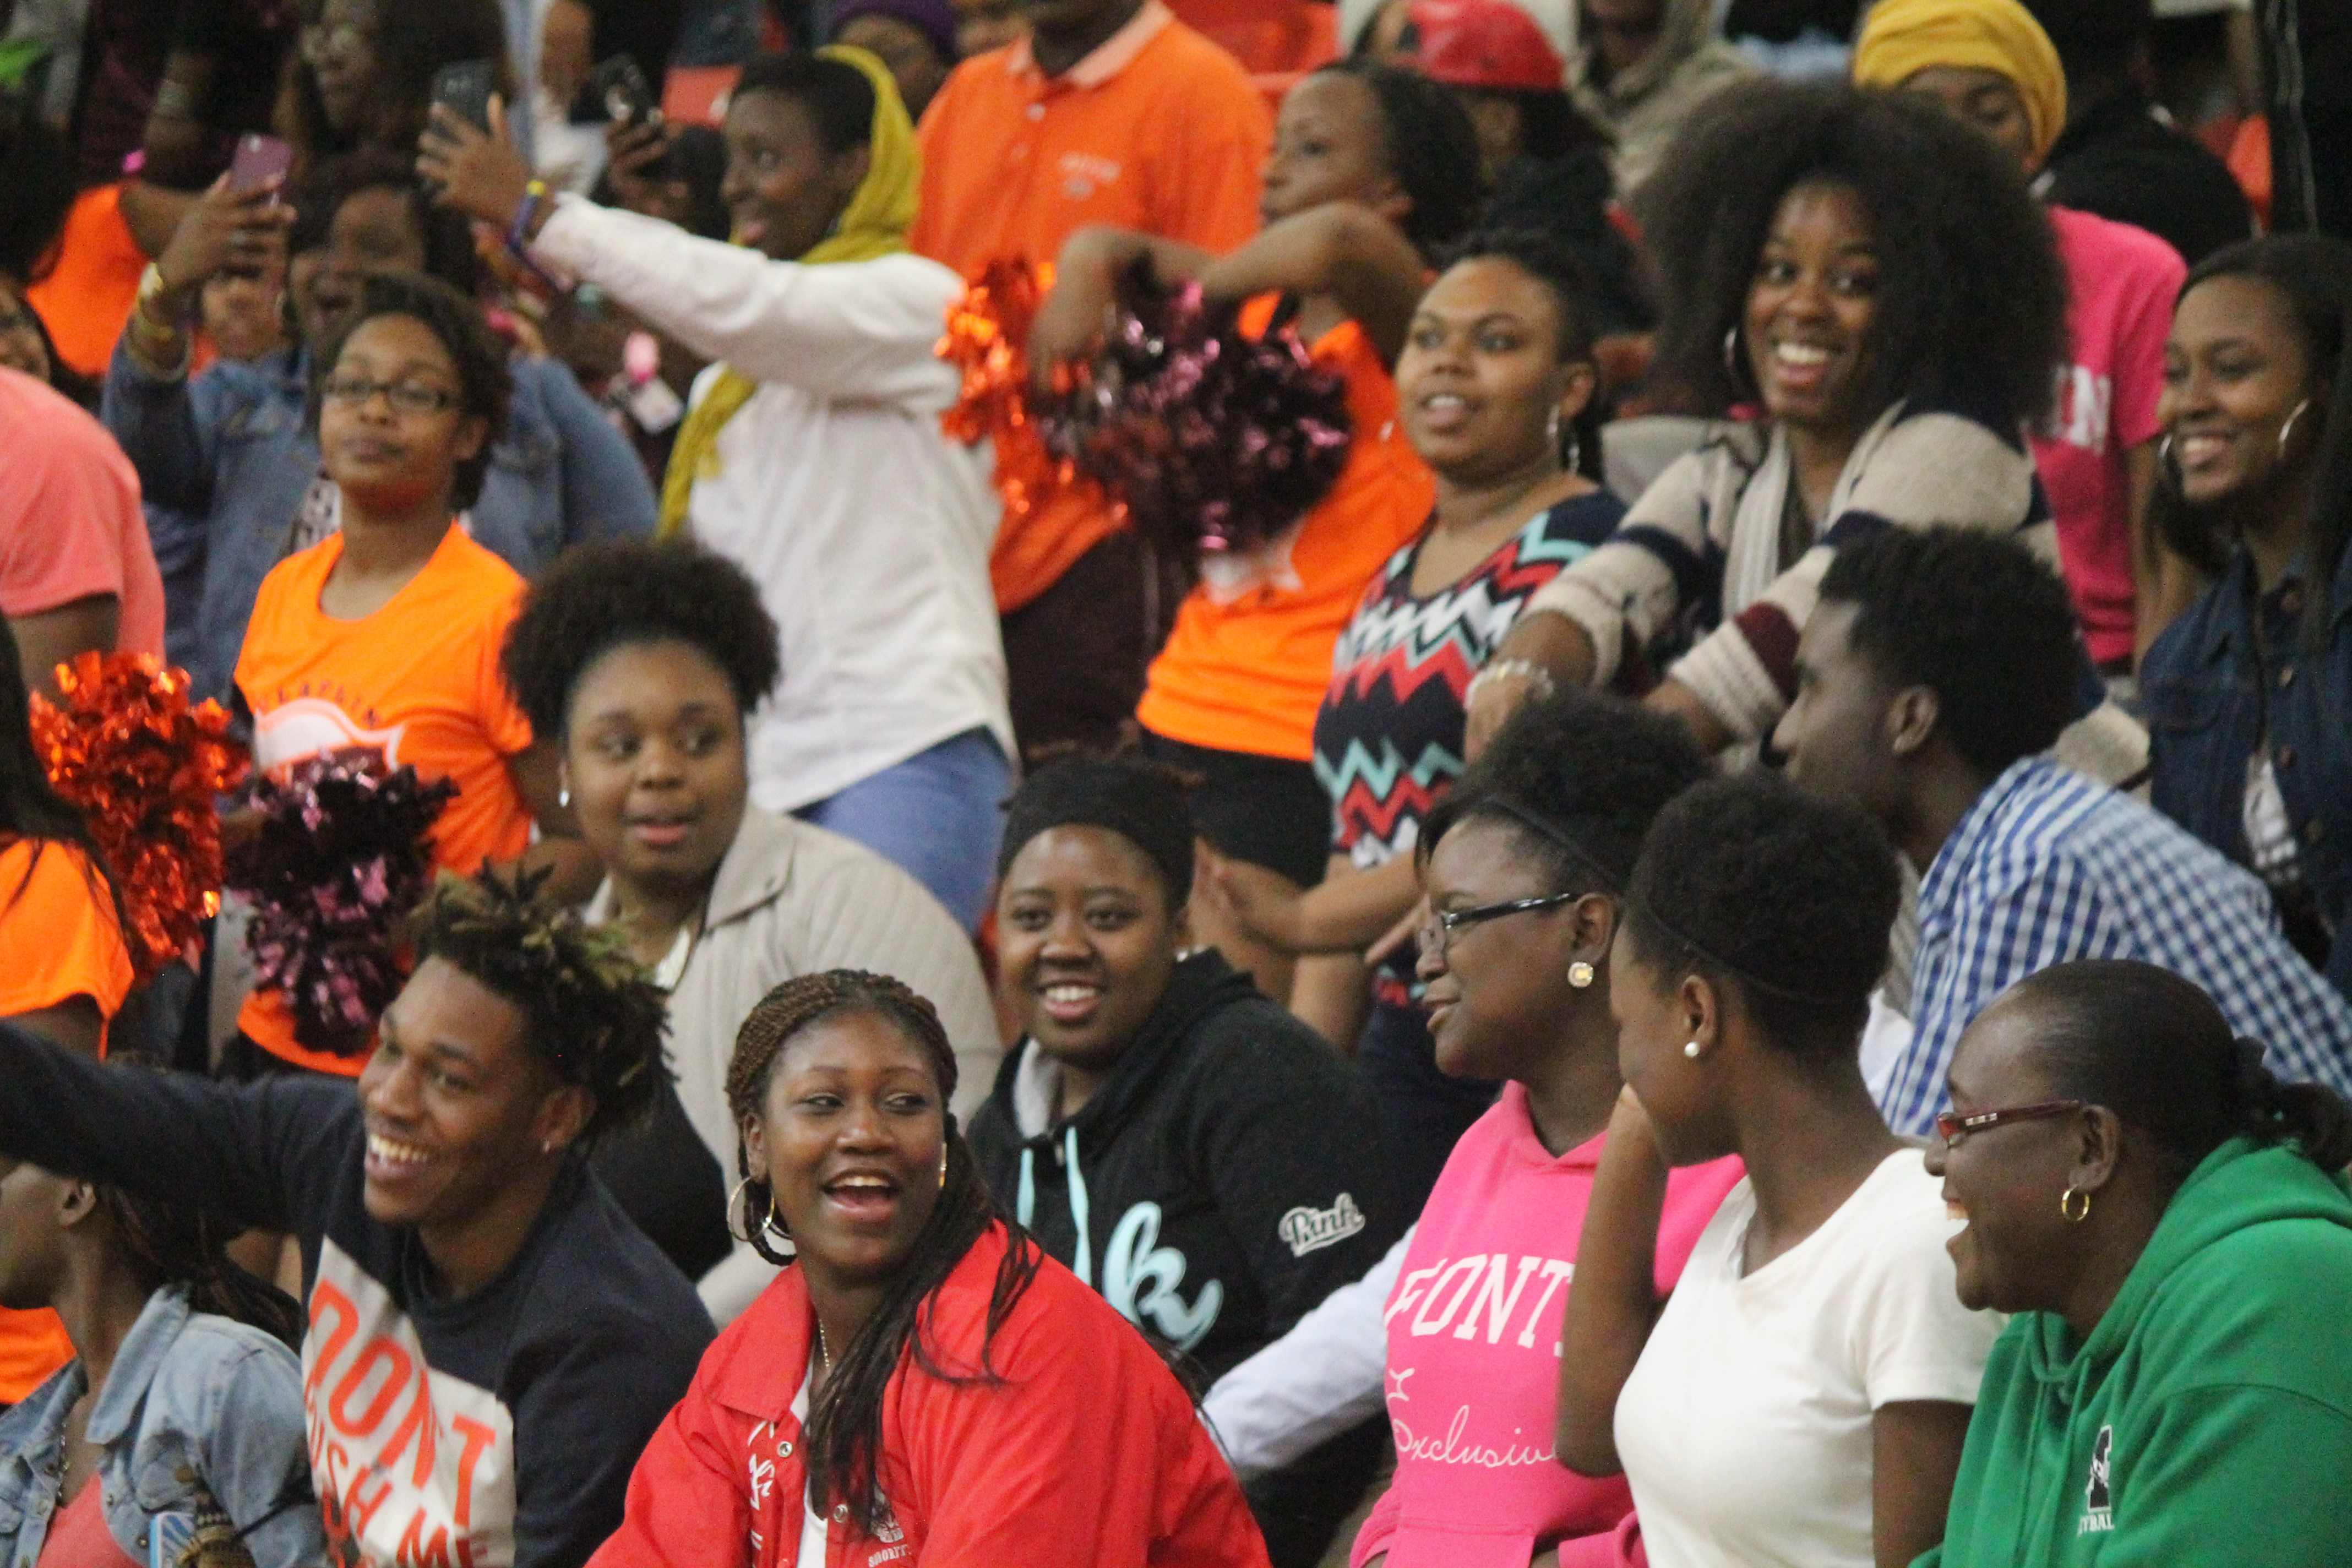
[1408,0,1565,92]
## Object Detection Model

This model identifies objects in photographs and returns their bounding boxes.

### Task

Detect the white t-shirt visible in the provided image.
[1612,1150,2000,1568]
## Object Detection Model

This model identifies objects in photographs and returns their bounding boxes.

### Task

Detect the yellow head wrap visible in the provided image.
[1852,0,2067,168]
[657,45,923,537]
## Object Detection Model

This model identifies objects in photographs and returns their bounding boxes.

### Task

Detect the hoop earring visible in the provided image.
[938,1146,949,1190]
[2060,1186,2092,1223]
[2279,398,2312,460]
[1567,960,1596,989]
[2158,432,2176,470]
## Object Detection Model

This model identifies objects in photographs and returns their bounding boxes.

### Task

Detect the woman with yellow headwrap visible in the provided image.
[1854,0,2199,673]
[419,47,1015,934]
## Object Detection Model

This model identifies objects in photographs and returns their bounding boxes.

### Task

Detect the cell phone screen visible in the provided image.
[591,55,656,127]
[228,133,292,193]
[431,58,498,133]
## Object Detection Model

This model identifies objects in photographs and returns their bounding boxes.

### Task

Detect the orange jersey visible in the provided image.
[232,527,535,1074]
[913,3,1271,611]
[1136,304,1435,761]
[0,837,133,1402]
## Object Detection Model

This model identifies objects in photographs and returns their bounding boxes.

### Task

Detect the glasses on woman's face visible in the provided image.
[322,375,459,417]
[1417,892,1578,964]
[299,19,372,65]
[1932,1098,2086,1150]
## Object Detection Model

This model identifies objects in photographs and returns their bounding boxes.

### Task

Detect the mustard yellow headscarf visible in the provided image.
[1852,0,2067,168]
[656,45,922,537]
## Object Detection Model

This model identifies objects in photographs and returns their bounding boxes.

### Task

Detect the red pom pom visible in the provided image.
[30,652,250,982]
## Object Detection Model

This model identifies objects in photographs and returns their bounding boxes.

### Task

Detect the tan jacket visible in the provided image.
[586,806,1001,1324]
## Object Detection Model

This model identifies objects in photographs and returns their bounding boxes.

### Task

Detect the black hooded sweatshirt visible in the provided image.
[968,952,1402,1385]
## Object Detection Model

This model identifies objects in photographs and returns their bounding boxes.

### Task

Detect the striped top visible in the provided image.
[1313,492,1623,1005]
[1889,755,2352,1136]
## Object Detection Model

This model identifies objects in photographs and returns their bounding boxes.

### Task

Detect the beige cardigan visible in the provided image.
[586,805,1001,1324]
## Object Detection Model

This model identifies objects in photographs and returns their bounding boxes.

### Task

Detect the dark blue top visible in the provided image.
[2141,540,2352,999]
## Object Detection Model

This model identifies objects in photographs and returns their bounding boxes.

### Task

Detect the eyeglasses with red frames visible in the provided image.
[1932,1098,2087,1147]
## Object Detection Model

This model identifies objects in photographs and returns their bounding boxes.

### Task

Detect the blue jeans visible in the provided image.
[794,728,1011,931]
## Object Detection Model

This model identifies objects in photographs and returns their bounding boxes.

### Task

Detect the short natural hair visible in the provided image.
[503,538,781,739]
[408,868,669,1141]
[733,51,877,156]
[310,271,512,511]
[1623,771,1900,1061]
[1819,525,2083,777]
[1421,688,1707,895]
[997,755,1198,912]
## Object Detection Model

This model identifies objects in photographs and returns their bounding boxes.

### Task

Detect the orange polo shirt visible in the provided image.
[1135,300,1435,762]
[914,1,1272,611]
[0,838,134,1403]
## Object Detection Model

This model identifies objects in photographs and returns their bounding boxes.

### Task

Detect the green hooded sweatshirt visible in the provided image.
[1922,1136,2352,1567]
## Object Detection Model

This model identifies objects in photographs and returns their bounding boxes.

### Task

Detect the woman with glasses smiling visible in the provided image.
[225,271,594,1078]
[1921,960,2352,1568]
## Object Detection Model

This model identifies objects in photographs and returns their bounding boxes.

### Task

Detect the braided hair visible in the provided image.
[724,971,1039,1534]
[96,1184,304,1350]
[2014,960,2352,1180]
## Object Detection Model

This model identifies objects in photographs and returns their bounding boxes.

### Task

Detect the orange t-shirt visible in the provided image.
[23,185,148,383]
[1134,303,1435,761]
[913,3,1272,611]
[0,837,134,1403]
[232,526,536,1074]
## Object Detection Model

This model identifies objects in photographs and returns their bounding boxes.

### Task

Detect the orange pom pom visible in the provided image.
[937,258,1117,526]
[31,652,251,981]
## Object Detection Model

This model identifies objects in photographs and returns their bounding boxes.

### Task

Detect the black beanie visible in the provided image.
[997,756,1197,907]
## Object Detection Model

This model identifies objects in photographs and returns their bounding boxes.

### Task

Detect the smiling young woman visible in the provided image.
[222,272,596,1078]
[590,968,1271,1568]
[2138,237,2352,1001]
[967,756,1401,1567]
[500,537,1000,1318]
[420,49,1015,932]
[1924,960,2352,1567]
[0,869,711,1568]
[1471,80,2066,764]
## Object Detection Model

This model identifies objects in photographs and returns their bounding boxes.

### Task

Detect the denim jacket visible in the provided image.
[101,339,658,704]
[0,1286,319,1568]
[2141,541,2352,997]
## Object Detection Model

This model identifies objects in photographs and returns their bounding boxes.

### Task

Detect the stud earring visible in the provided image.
[557,784,570,810]
[1683,1040,1702,1059]
[1567,960,1596,989]
[1547,406,1562,453]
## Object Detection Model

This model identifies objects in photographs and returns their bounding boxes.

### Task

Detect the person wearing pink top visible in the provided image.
[1200,688,1737,1566]
[0,367,164,695]
[1850,0,2194,670]
[1358,689,1742,1568]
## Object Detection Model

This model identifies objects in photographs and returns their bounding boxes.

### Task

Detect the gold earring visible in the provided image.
[938,1147,949,1190]
[1567,960,1596,989]
[2061,1186,2092,1223]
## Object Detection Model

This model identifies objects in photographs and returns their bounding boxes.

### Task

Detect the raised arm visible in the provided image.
[421,102,959,404]
[0,1020,346,1237]
[1196,202,1428,368]
[1554,1089,1672,1477]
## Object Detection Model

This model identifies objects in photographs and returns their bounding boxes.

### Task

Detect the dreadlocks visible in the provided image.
[408,867,670,1141]
[725,970,1039,1536]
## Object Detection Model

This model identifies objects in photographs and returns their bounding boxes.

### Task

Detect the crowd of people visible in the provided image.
[3,0,2352,1564]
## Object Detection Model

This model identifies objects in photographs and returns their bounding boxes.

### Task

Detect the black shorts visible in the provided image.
[1138,729,1331,889]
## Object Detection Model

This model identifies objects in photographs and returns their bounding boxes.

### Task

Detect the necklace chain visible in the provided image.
[816,1320,834,1376]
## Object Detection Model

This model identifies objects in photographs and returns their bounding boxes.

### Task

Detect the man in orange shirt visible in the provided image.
[913,0,1271,754]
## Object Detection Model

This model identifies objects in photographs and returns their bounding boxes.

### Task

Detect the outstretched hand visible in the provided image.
[603,117,678,217]
[417,95,535,234]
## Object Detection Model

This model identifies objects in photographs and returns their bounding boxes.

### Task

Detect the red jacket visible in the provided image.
[589,1222,1272,1568]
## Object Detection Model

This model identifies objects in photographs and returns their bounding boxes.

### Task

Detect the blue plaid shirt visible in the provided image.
[1886,755,2352,1135]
